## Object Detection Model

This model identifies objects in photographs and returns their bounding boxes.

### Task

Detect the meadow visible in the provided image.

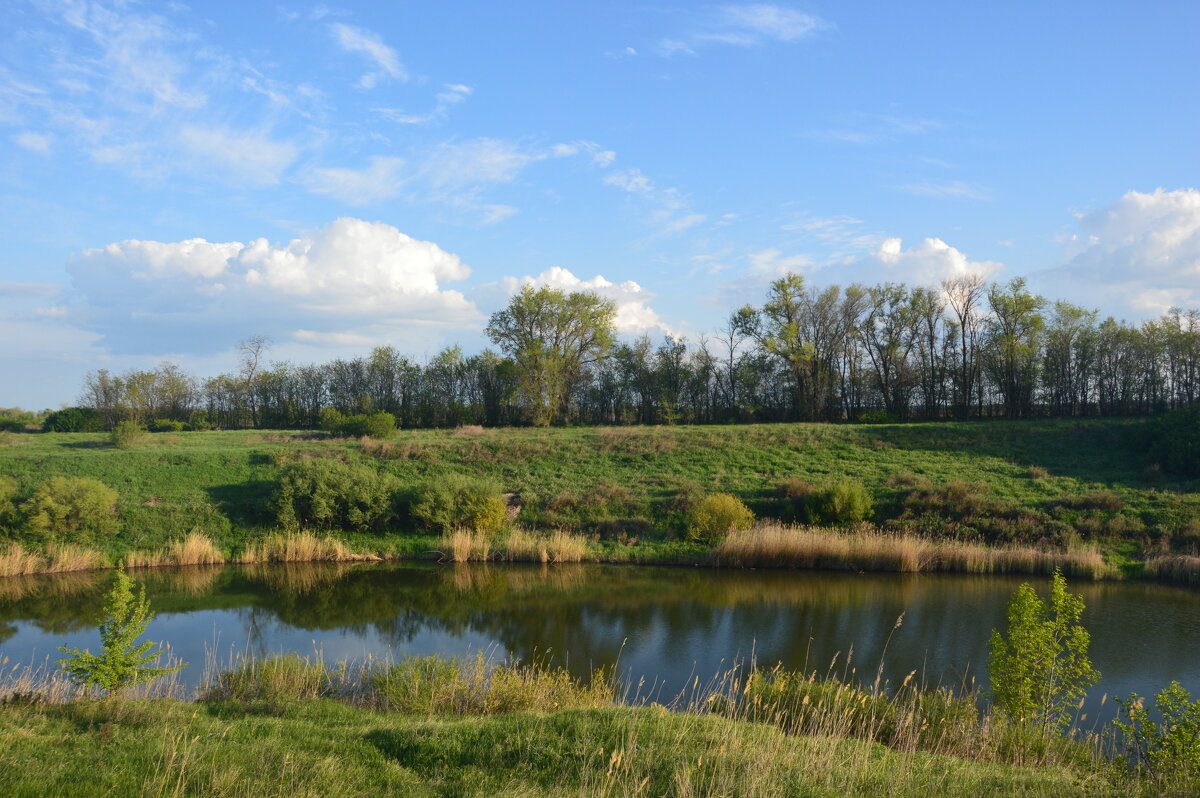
[1,418,1198,579]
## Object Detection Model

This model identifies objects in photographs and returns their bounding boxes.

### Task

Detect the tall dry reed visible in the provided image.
[499,527,589,563]
[716,523,1115,580]
[127,531,226,569]
[236,532,377,563]
[1143,554,1200,586]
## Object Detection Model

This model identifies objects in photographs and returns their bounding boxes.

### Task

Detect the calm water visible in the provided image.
[2,562,1198,715]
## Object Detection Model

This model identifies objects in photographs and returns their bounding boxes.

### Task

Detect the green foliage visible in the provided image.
[1115,681,1200,787]
[1144,404,1200,477]
[857,410,898,424]
[412,474,508,534]
[148,418,185,433]
[341,411,397,439]
[319,408,396,438]
[42,407,105,433]
[273,460,397,532]
[57,568,185,695]
[988,569,1099,733]
[21,476,119,540]
[686,493,754,541]
[486,285,617,426]
[0,475,19,531]
[109,420,145,448]
[810,479,874,524]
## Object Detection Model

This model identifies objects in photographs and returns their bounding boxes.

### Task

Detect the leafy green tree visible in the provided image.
[988,569,1099,734]
[486,285,616,426]
[58,568,185,696]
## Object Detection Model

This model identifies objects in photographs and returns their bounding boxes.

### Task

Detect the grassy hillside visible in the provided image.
[1,419,1197,568]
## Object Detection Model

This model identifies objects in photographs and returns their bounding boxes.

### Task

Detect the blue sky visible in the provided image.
[1,0,1198,407]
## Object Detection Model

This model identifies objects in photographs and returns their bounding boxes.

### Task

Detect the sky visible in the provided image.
[1,0,1198,408]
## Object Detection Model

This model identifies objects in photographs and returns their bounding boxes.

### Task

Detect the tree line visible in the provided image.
[67,274,1200,429]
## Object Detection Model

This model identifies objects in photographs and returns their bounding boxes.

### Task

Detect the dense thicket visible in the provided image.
[69,274,1200,429]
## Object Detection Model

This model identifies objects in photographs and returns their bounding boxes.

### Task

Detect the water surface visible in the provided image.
[2,562,1197,717]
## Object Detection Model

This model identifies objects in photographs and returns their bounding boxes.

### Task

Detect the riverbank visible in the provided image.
[4,524,1190,582]
[0,651,1147,797]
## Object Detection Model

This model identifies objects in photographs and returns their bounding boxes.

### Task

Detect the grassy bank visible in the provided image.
[0,651,1147,797]
[1,419,1198,582]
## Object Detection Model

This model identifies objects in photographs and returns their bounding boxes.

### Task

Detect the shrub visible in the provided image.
[318,407,345,433]
[686,493,754,541]
[857,410,897,424]
[1144,404,1200,477]
[412,475,508,534]
[273,460,397,532]
[21,476,119,540]
[810,479,874,524]
[110,420,145,448]
[42,407,105,433]
[148,418,185,433]
[0,475,19,531]
[776,478,817,523]
[1115,681,1200,787]
[57,567,185,696]
[0,418,24,432]
[341,411,396,439]
[988,569,1099,734]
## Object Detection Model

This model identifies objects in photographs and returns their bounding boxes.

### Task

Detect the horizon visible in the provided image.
[2,1,1198,407]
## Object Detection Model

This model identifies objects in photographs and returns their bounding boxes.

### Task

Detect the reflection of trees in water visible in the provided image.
[5,562,1200,700]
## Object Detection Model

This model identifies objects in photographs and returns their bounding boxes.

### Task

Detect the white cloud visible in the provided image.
[749,248,817,277]
[305,156,407,204]
[660,4,825,55]
[1035,188,1200,316]
[604,168,707,234]
[373,83,472,124]
[861,237,1004,284]
[330,23,407,88]
[895,180,991,201]
[495,267,675,335]
[67,218,480,354]
[178,125,300,186]
[13,131,51,153]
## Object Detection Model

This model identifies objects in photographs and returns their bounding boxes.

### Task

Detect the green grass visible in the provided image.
[1,419,1197,567]
[0,698,1119,797]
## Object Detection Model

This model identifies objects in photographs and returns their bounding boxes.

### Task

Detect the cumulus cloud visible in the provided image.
[67,218,480,354]
[861,237,1004,284]
[492,267,675,336]
[1035,188,1200,316]
[331,23,407,88]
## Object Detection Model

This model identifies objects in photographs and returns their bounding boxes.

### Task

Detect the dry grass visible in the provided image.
[0,544,44,577]
[0,543,108,576]
[0,650,186,703]
[236,531,378,564]
[716,523,1116,580]
[440,528,492,563]
[1143,554,1200,586]
[127,531,226,569]
[499,528,589,563]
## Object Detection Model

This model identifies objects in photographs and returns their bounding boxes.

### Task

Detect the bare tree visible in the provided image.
[942,274,986,418]
[239,335,271,428]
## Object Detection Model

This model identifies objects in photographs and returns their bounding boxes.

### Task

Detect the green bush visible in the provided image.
[110,420,145,448]
[341,411,397,439]
[810,479,874,524]
[21,476,120,540]
[318,407,345,433]
[273,460,397,532]
[412,475,508,534]
[42,407,105,433]
[0,418,24,432]
[1144,404,1200,477]
[148,418,186,433]
[0,475,20,531]
[1115,681,1200,787]
[686,493,754,541]
[857,410,898,424]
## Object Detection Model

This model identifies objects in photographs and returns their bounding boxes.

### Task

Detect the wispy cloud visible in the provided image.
[373,83,472,124]
[814,112,943,145]
[304,156,407,204]
[658,4,826,56]
[894,180,991,201]
[330,22,407,88]
[12,131,51,153]
[604,168,707,234]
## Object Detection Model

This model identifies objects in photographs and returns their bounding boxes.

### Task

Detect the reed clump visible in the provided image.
[236,532,377,563]
[716,523,1115,580]
[499,527,589,563]
[127,531,226,569]
[0,543,108,576]
[1143,554,1200,586]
